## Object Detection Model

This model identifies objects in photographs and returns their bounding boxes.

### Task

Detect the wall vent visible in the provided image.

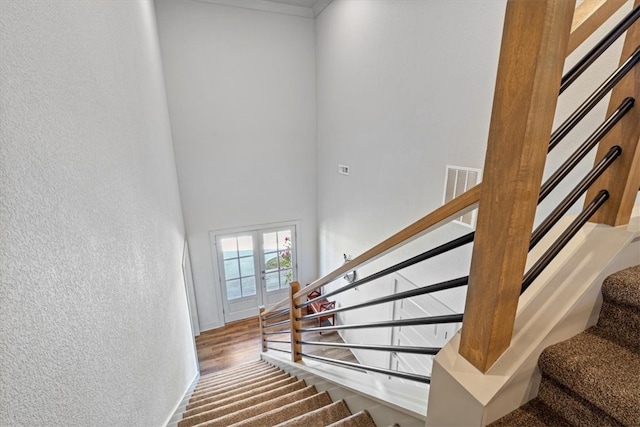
[443,165,482,228]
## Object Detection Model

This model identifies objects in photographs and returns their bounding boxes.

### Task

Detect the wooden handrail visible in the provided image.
[261,297,289,317]
[567,0,627,55]
[294,184,481,300]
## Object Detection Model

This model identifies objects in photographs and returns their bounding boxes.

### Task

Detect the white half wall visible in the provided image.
[0,1,197,425]
[155,0,317,330]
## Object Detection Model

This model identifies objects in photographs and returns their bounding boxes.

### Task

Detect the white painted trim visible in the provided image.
[163,371,200,427]
[192,0,314,18]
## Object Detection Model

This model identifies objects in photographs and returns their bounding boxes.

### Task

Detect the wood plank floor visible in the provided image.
[195,316,359,376]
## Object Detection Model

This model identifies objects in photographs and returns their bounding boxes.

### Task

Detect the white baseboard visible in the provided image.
[164,372,200,427]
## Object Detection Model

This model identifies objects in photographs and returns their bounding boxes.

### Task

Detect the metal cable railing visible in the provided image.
[539,97,634,203]
[531,145,622,249]
[549,46,640,152]
[299,233,474,311]
[561,5,640,93]
[300,353,431,384]
[522,189,610,293]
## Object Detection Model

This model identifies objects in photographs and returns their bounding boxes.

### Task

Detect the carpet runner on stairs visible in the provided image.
[490,264,640,427]
[178,360,378,427]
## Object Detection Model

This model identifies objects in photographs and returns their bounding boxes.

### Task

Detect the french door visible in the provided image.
[215,225,296,323]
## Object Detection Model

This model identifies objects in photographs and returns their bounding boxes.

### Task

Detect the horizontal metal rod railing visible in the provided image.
[561,4,640,94]
[266,347,291,354]
[549,46,640,152]
[299,276,469,322]
[539,97,634,203]
[300,353,431,384]
[264,339,291,345]
[263,308,291,322]
[263,329,292,336]
[296,185,482,299]
[299,233,474,310]
[522,189,610,293]
[262,319,291,329]
[298,313,463,334]
[298,340,441,355]
[530,145,622,250]
[261,297,290,317]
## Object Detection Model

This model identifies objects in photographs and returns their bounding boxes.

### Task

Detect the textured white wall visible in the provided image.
[315,0,505,319]
[0,1,197,425]
[155,0,317,330]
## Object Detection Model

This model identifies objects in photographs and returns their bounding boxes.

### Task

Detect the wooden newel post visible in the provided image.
[289,281,302,362]
[258,306,267,353]
[459,0,576,373]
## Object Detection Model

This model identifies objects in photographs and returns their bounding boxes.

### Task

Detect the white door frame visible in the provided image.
[209,220,300,324]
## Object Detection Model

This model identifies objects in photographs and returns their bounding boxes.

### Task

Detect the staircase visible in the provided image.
[174,360,378,427]
[491,265,640,426]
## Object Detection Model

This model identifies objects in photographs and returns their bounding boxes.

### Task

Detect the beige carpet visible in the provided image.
[490,264,640,426]
[178,360,377,427]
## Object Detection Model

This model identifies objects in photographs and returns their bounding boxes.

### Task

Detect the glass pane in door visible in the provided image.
[261,229,294,292]
[220,235,257,300]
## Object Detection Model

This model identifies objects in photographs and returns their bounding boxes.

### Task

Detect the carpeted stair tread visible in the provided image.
[194,364,279,390]
[183,376,299,417]
[193,366,280,393]
[489,399,572,427]
[197,361,272,383]
[186,372,292,410]
[191,369,285,400]
[536,377,622,427]
[188,370,288,405]
[191,385,319,427]
[274,399,352,427]
[198,360,265,381]
[227,390,334,427]
[179,380,307,427]
[593,300,640,353]
[326,410,377,427]
[601,265,640,309]
[538,329,640,426]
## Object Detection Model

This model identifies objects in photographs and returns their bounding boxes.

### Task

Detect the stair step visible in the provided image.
[594,300,640,353]
[190,369,286,401]
[538,329,640,426]
[179,380,307,427]
[183,376,298,417]
[191,385,319,427]
[489,399,571,427]
[327,410,377,427]
[536,377,621,427]
[601,265,640,309]
[188,371,287,405]
[274,399,352,427]
[198,360,265,382]
[194,364,278,391]
[229,390,334,427]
